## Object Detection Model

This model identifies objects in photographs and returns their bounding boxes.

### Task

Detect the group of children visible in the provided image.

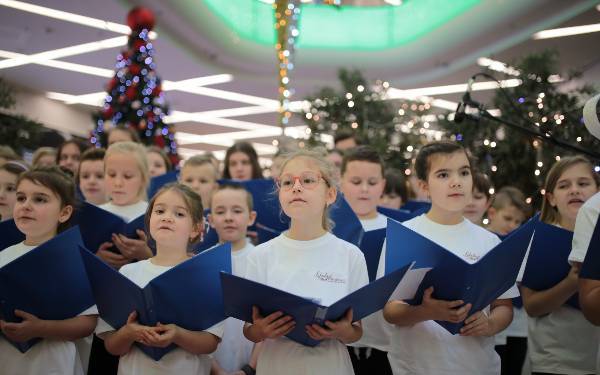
[0,135,599,375]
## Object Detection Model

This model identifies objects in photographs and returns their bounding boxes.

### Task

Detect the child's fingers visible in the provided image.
[272,320,295,337]
[309,324,331,338]
[262,311,285,325]
[445,300,465,309]
[136,230,147,240]
[269,315,293,331]
[13,309,34,320]
[127,311,138,324]
[251,306,262,322]
[423,287,434,300]
[343,308,353,322]
[464,310,482,325]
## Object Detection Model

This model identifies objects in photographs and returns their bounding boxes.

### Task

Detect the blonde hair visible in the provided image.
[105,141,149,201]
[183,155,219,180]
[540,156,600,225]
[278,147,338,231]
[32,147,57,167]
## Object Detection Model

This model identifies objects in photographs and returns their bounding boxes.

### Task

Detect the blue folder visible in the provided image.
[521,220,579,309]
[221,263,411,347]
[79,242,231,361]
[330,194,364,247]
[0,219,24,250]
[72,201,146,253]
[580,215,600,280]
[147,170,179,199]
[400,200,431,214]
[377,206,417,223]
[0,227,95,352]
[384,217,536,334]
[359,228,387,282]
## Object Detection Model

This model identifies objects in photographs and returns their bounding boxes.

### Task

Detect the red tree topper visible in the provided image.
[126,6,155,31]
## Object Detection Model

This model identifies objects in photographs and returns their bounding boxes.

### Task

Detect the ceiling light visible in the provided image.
[533,23,600,39]
[388,79,521,97]
[477,57,520,76]
[0,36,127,70]
[0,0,156,38]
[0,49,113,77]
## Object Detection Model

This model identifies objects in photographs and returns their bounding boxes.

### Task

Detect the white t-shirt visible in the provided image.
[0,241,97,375]
[100,201,148,223]
[244,231,369,375]
[353,213,393,352]
[382,214,519,375]
[359,213,388,232]
[213,240,257,372]
[96,259,224,375]
[568,191,600,374]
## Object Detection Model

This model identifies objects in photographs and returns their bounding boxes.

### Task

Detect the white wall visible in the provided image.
[3,85,95,139]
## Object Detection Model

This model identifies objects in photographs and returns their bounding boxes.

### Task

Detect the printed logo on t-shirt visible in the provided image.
[314,271,346,284]
[463,250,480,262]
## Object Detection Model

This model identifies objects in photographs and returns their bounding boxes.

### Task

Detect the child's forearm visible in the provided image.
[487,300,513,335]
[243,323,264,343]
[37,315,97,341]
[521,279,577,317]
[337,323,362,344]
[580,278,600,325]
[173,327,220,355]
[383,301,431,326]
[103,327,137,356]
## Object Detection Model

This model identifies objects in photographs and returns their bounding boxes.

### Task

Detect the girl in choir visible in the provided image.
[0,166,97,375]
[223,141,263,181]
[520,156,600,375]
[97,183,222,374]
[56,140,87,175]
[77,148,107,206]
[96,141,152,268]
[243,149,369,375]
[146,146,172,178]
[382,141,517,375]
[0,161,28,221]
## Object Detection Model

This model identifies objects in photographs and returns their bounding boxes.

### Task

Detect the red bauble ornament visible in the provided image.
[152,85,162,96]
[146,111,156,122]
[102,107,114,120]
[126,6,155,31]
[133,39,145,52]
[129,64,141,76]
[107,77,118,91]
[154,135,165,148]
[125,86,137,100]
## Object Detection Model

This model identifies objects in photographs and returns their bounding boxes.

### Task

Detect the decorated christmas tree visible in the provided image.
[440,50,600,206]
[91,6,178,164]
[304,69,444,171]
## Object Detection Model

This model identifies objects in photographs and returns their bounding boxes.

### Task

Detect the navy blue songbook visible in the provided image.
[359,228,387,282]
[0,227,95,353]
[330,194,365,247]
[221,263,411,347]
[400,200,431,214]
[521,220,579,309]
[377,206,417,223]
[384,217,536,334]
[72,201,145,253]
[0,219,24,250]
[580,215,600,280]
[147,171,179,199]
[79,242,231,361]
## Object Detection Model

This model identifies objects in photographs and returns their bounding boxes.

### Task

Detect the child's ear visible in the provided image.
[326,186,337,206]
[248,210,257,226]
[58,205,73,223]
[207,213,214,228]
[190,221,202,242]
[545,192,557,207]
[417,179,429,198]
[487,207,497,220]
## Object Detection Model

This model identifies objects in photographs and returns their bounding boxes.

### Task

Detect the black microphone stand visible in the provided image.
[459,87,600,161]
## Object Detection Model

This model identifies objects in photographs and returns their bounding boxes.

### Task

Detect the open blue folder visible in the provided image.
[377,206,417,223]
[79,242,231,361]
[0,219,24,250]
[580,215,600,280]
[359,228,387,282]
[521,220,579,309]
[72,201,145,253]
[0,227,95,353]
[221,263,411,347]
[147,170,179,199]
[400,200,431,214]
[384,217,535,334]
[330,194,364,247]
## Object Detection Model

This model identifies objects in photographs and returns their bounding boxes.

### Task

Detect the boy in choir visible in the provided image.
[340,145,392,374]
[486,186,530,236]
[209,183,261,375]
[179,155,219,211]
[382,141,516,375]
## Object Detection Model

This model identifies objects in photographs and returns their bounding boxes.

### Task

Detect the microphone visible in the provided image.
[454,76,476,123]
[583,93,600,140]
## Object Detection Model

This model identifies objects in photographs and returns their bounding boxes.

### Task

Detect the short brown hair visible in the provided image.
[491,186,531,217]
[414,141,469,181]
[472,171,492,199]
[76,148,105,183]
[211,183,254,212]
[341,145,384,177]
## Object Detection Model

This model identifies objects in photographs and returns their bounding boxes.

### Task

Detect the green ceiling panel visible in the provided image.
[203,0,480,50]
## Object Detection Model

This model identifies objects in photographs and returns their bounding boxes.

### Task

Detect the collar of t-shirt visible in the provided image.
[360,213,388,232]
[278,231,334,250]
[101,200,148,223]
[232,239,255,259]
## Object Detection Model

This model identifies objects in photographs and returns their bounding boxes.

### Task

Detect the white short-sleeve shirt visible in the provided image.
[99,201,148,223]
[244,231,369,375]
[0,242,97,375]
[95,259,224,375]
[383,214,518,375]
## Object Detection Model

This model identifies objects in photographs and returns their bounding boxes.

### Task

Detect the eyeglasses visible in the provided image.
[276,171,326,191]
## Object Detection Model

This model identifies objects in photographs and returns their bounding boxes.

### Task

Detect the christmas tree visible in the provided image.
[91,6,178,164]
[440,50,600,206]
[304,69,440,171]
